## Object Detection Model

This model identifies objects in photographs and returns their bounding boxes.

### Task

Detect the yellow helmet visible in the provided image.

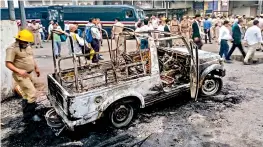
[15,29,34,42]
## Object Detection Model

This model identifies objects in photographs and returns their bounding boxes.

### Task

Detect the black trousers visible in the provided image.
[204,29,211,43]
[91,39,100,63]
[226,42,246,60]
[194,37,203,50]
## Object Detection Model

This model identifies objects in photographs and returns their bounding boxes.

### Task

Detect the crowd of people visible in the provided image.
[133,13,263,64]
[25,13,263,65]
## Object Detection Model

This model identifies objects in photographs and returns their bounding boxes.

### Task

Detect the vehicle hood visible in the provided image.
[167,47,221,64]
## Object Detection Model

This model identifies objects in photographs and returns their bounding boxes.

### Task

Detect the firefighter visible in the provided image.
[5,29,43,123]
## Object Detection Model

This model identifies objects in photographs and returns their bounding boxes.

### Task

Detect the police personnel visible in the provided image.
[180,16,191,43]
[112,18,124,55]
[5,29,42,122]
[30,20,43,48]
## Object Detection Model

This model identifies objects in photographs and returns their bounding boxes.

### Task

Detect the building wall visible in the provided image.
[1,20,19,100]
[170,1,192,9]
[229,0,258,16]
[232,7,251,16]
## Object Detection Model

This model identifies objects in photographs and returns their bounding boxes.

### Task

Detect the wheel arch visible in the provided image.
[98,93,145,113]
[199,64,224,87]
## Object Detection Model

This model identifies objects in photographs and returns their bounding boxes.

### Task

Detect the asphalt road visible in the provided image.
[1,40,263,147]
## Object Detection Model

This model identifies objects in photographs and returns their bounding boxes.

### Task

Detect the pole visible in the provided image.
[259,0,262,15]
[7,0,15,21]
[166,1,168,18]
[18,0,26,29]
[72,0,78,5]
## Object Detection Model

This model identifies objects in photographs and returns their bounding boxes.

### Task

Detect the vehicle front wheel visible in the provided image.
[200,77,223,96]
[108,101,136,128]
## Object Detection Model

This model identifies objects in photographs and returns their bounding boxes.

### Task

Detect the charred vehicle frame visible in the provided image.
[45,29,225,133]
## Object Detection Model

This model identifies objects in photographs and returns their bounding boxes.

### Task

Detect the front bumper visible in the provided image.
[220,69,226,77]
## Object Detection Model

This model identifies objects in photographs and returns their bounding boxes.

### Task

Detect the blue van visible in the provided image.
[1,5,145,37]
[63,5,146,37]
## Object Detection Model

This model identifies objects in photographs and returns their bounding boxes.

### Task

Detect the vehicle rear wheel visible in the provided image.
[200,77,222,96]
[108,101,136,128]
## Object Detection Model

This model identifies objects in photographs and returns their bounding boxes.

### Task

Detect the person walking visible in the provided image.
[90,18,101,63]
[39,22,45,42]
[192,14,203,49]
[31,20,43,48]
[226,19,246,61]
[96,18,103,46]
[5,29,43,123]
[180,15,191,43]
[203,16,212,44]
[218,20,232,62]
[243,20,263,65]
[52,23,62,59]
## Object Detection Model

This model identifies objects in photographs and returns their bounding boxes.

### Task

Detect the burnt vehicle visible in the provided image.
[45,30,225,133]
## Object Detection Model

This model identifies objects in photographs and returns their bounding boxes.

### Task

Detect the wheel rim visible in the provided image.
[202,79,220,96]
[111,104,134,128]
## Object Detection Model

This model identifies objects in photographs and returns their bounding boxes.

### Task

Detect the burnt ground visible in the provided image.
[1,62,263,147]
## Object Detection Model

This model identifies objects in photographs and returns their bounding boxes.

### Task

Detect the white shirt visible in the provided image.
[135,25,151,39]
[158,25,164,31]
[244,25,263,45]
[90,24,101,40]
[152,18,159,29]
[64,24,69,31]
[66,32,84,56]
[48,24,53,34]
[39,24,43,32]
[218,25,232,42]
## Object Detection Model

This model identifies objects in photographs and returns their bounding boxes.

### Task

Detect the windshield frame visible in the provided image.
[137,9,145,20]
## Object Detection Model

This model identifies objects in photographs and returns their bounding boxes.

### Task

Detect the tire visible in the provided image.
[200,77,223,96]
[108,100,137,128]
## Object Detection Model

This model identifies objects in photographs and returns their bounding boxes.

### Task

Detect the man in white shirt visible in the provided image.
[243,20,263,64]
[218,20,232,62]
[39,22,45,41]
[135,19,151,49]
[90,18,101,63]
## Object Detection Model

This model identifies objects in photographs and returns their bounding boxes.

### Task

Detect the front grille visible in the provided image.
[48,76,64,109]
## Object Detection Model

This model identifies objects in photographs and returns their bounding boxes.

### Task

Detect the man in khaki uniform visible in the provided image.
[30,20,43,48]
[112,18,124,55]
[170,16,180,46]
[180,16,191,43]
[6,29,43,122]
[247,16,255,28]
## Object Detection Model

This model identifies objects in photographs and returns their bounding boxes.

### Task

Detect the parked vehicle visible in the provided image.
[45,30,225,133]
[1,5,145,37]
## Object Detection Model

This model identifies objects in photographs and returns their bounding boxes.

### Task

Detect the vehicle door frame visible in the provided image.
[186,39,200,100]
